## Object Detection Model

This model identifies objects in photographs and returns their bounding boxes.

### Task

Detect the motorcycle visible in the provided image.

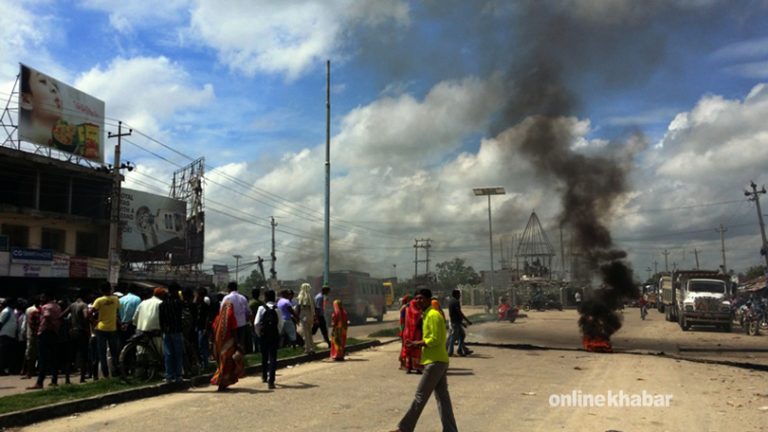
[742,299,766,336]
[498,303,520,323]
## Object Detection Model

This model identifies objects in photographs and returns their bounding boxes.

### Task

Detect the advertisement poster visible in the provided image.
[18,63,105,163]
[120,188,186,255]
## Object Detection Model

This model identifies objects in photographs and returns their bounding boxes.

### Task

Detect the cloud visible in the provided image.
[79,0,191,33]
[333,75,505,171]
[187,0,410,81]
[0,0,57,82]
[75,56,215,136]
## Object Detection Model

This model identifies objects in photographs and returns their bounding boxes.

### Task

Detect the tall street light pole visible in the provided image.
[473,187,506,308]
[233,254,242,284]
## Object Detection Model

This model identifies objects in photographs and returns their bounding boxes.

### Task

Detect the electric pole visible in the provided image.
[662,249,670,273]
[715,224,728,273]
[233,254,242,283]
[107,121,131,288]
[745,181,768,268]
[693,248,700,270]
[270,216,278,281]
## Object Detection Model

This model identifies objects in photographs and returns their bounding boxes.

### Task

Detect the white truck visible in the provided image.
[672,270,732,332]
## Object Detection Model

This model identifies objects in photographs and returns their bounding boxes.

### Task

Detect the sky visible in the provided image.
[2,0,768,283]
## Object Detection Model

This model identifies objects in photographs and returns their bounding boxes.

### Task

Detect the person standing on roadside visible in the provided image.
[21,296,41,379]
[192,287,210,370]
[0,298,19,375]
[254,289,282,389]
[296,283,316,354]
[119,285,141,346]
[248,287,264,354]
[221,282,249,354]
[64,289,91,383]
[391,288,458,432]
[27,292,62,390]
[312,285,331,347]
[159,283,185,383]
[277,290,298,348]
[91,283,121,378]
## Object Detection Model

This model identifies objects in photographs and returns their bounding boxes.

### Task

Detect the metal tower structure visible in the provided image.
[516,211,555,279]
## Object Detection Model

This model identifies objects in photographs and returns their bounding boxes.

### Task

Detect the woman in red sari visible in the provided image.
[330,300,348,361]
[400,297,423,374]
[210,300,244,391]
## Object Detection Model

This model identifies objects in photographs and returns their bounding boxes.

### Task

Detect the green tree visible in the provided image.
[435,258,480,292]
[744,265,767,281]
[241,269,266,292]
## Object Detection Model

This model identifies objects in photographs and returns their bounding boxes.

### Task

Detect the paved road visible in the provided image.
[472,307,768,365]
[19,328,768,432]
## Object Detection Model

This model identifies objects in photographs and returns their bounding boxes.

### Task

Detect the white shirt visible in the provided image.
[254,301,284,334]
[0,307,18,339]
[133,296,163,332]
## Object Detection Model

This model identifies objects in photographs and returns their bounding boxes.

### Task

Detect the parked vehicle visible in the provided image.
[313,270,387,325]
[659,274,673,315]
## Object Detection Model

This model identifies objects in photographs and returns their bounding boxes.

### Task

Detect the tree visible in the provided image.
[435,258,480,292]
[744,265,767,281]
[241,269,266,292]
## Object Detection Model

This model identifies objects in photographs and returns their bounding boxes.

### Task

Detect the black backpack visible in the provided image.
[258,305,279,340]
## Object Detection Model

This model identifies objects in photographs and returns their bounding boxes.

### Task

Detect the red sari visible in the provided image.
[330,300,348,360]
[210,301,244,390]
[400,299,423,372]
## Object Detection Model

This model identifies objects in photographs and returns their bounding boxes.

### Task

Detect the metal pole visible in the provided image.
[324,60,331,287]
[716,224,727,272]
[233,254,242,283]
[107,121,131,288]
[488,195,495,307]
[746,182,768,268]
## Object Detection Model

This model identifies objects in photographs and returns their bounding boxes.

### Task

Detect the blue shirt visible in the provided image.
[119,293,141,324]
[277,298,294,321]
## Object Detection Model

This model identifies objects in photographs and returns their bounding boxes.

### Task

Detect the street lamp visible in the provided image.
[473,187,506,308]
[233,254,242,284]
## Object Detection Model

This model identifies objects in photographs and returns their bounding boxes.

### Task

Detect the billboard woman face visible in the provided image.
[22,69,63,122]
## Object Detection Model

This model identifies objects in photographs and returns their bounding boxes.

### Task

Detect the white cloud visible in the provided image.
[75,56,215,136]
[333,75,505,171]
[187,0,410,81]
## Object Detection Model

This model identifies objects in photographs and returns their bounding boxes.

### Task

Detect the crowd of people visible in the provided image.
[0,280,349,392]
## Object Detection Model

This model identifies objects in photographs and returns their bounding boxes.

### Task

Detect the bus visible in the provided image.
[313,270,387,325]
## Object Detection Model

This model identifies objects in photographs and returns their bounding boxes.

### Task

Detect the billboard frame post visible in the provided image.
[107,121,132,287]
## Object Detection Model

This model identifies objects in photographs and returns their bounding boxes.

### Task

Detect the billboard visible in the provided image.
[18,63,105,163]
[120,188,186,255]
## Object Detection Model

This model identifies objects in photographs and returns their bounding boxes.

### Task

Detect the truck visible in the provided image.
[670,270,732,332]
[312,270,387,325]
[659,274,673,316]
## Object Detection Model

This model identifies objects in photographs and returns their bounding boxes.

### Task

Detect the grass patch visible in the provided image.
[466,313,498,324]
[0,378,155,415]
[369,327,401,338]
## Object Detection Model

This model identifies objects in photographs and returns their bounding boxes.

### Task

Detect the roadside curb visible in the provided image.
[0,339,382,429]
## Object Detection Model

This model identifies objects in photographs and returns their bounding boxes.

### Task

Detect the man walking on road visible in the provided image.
[312,285,331,347]
[447,289,473,357]
[254,289,282,389]
[392,288,458,432]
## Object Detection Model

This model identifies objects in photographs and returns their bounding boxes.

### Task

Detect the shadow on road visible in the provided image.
[277,381,319,390]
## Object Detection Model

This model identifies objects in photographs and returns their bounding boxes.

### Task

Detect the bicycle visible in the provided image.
[119,331,164,382]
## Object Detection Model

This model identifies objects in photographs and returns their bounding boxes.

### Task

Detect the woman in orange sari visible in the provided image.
[330,300,348,361]
[210,300,244,391]
[400,297,423,374]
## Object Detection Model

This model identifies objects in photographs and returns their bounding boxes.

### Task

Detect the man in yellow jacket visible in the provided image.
[392,288,458,432]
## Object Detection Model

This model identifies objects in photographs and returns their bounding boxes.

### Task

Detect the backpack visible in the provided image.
[257,305,279,340]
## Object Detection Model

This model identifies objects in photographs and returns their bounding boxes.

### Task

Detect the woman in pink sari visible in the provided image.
[210,300,244,391]
[330,300,348,361]
[398,295,411,369]
[400,297,423,374]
